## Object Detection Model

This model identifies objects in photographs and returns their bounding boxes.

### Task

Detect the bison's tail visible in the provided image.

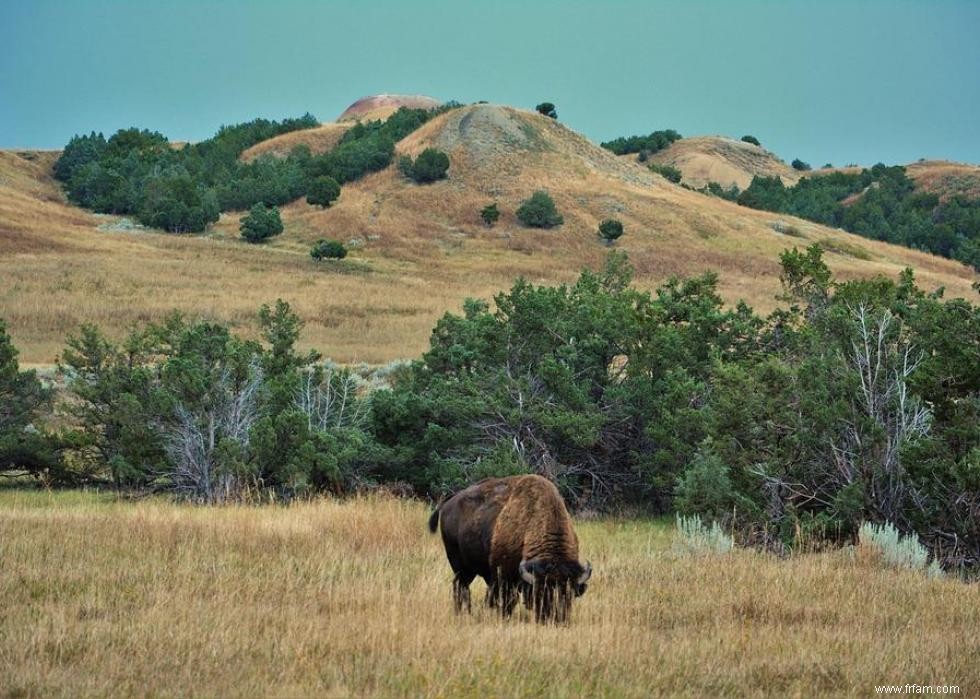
[427,505,440,534]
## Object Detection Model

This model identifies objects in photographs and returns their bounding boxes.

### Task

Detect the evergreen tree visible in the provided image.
[516,191,563,228]
[306,176,341,208]
[240,203,284,243]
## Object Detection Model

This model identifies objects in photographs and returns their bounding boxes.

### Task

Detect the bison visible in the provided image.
[427,474,592,623]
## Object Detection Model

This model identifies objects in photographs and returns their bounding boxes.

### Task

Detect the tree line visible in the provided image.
[53,105,457,233]
[730,165,980,270]
[2,248,978,570]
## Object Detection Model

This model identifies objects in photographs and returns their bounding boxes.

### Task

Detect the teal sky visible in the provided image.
[2,1,978,166]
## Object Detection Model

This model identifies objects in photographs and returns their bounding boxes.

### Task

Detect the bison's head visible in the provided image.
[519,558,592,623]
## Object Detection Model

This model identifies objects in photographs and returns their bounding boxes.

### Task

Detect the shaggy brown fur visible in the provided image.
[428,474,591,623]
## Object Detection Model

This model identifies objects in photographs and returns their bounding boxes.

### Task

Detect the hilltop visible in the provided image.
[906,160,980,200]
[337,94,442,122]
[644,135,801,190]
[0,101,976,365]
[646,136,980,202]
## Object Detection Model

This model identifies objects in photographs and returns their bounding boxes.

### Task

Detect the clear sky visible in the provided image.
[2,1,978,167]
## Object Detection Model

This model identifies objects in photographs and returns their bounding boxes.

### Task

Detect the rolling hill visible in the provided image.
[644,135,801,190]
[0,100,976,366]
[643,135,980,203]
[337,94,442,122]
[906,160,980,200]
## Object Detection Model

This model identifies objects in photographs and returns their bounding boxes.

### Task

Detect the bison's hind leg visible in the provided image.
[452,572,474,614]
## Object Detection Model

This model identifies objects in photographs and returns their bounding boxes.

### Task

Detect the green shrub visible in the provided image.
[675,440,737,523]
[310,239,348,261]
[649,163,682,183]
[0,320,58,479]
[791,158,811,171]
[699,181,741,201]
[601,129,682,156]
[55,115,318,227]
[139,172,220,233]
[597,218,624,243]
[58,301,383,500]
[516,191,563,228]
[535,102,557,119]
[399,148,450,183]
[480,202,500,227]
[240,202,283,243]
[734,164,980,268]
[741,135,761,146]
[306,176,341,208]
[53,132,107,182]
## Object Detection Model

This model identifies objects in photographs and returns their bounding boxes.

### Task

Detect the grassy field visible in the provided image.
[1,491,977,697]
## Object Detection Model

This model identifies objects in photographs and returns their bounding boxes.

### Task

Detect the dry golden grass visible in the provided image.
[1,107,976,367]
[1,490,977,697]
[906,160,980,201]
[240,123,352,162]
[643,136,802,191]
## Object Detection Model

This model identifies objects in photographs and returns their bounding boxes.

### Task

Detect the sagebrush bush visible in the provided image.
[673,514,734,555]
[858,521,943,578]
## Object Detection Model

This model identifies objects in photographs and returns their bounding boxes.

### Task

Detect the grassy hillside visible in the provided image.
[1,105,976,366]
[906,159,980,200]
[239,122,352,162]
[644,135,801,190]
[647,136,980,202]
[1,491,976,697]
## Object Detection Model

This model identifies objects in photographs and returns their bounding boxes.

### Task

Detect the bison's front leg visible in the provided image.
[452,572,473,614]
[485,579,519,617]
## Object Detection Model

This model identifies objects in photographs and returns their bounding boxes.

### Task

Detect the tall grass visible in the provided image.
[1,491,977,697]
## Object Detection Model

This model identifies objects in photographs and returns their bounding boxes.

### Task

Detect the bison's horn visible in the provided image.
[519,559,537,585]
[577,561,592,585]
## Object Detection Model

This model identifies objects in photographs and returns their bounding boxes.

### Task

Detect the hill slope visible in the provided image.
[240,123,351,162]
[652,137,980,202]
[645,136,801,190]
[1,104,976,365]
[906,160,980,200]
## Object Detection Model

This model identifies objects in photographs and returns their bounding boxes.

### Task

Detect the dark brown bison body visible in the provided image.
[428,474,591,623]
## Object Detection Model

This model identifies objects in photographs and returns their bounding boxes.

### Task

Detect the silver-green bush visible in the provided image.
[858,521,943,578]
[673,514,734,555]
